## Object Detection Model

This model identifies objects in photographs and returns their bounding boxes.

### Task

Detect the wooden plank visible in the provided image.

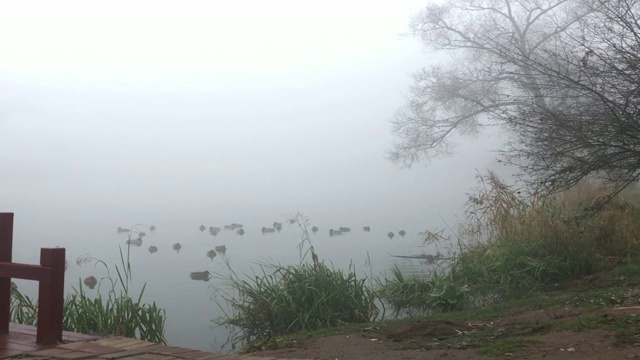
[0,263,52,282]
[0,338,40,352]
[95,337,141,347]
[29,347,76,357]
[122,341,158,350]
[2,331,42,347]
[9,323,37,336]
[62,331,102,342]
[58,341,121,354]
[0,212,13,335]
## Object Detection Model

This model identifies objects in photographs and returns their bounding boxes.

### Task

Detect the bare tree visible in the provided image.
[390,0,640,199]
[389,0,591,166]
[503,0,640,199]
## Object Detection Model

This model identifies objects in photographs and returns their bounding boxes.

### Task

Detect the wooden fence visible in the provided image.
[0,212,65,345]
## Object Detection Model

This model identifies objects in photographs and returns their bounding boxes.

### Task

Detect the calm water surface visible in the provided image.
[10,213,442,352]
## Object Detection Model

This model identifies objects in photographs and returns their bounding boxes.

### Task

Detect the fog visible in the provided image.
[0,0,507,238]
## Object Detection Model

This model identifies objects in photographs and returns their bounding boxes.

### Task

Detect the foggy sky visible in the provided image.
[0,0,503,233]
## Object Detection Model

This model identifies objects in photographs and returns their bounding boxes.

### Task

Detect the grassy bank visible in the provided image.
[222,174,640,352]
[379,173,640,315]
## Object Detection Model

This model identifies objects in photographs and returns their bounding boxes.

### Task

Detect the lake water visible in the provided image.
[9,212,444,353]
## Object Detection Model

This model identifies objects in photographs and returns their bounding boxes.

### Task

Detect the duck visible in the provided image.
[387,232,395,240]
[339,227,351,232]
[399,230,406,237]
[206,250,217,259]
[311,226,319,233]
[117,227,130,234]
[273,222,283,231]
[148,246,158,254]
[84,276,98,289]
[126,238,143,246]
[262,227,275,233]
[199,225,206,232]
[215,245,227,255]
[236,229,245,235]
[329,229,343,236]
[190,271,211,282]
[363,226,371,232]
[149,225,156,231]
[173,243,182,252]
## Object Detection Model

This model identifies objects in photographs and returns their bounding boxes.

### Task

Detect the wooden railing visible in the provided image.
[0,212,65,345]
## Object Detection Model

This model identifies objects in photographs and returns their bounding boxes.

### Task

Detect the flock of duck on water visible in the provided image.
[83,222,408,284]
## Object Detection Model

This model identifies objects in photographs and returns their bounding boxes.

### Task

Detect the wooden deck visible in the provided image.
[0,324,309,360]
[0,323,99,358]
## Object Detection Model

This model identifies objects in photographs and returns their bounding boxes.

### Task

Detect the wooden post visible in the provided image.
[0,213,14,335]
[37,248,65,344]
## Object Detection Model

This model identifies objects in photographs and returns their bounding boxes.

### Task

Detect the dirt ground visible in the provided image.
[252,307,640,360]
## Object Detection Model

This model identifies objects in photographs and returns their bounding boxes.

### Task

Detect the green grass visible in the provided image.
[218,214,379,345]
[378,173,640,316]
[219,261,378,342]
[10,237,166,344]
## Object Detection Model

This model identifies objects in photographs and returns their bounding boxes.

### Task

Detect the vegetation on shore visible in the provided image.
[379,172,640,316]
[217,216,378,343]
[10,243,166,344]
[219,173,640,353]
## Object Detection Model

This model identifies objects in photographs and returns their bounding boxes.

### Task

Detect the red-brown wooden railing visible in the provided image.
[0,213,65,345]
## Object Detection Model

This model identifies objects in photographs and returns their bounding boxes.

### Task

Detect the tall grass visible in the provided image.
[10,235,166,344]
[379,172,640,314]
[455,173,640,291]
[218,213,378,343]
